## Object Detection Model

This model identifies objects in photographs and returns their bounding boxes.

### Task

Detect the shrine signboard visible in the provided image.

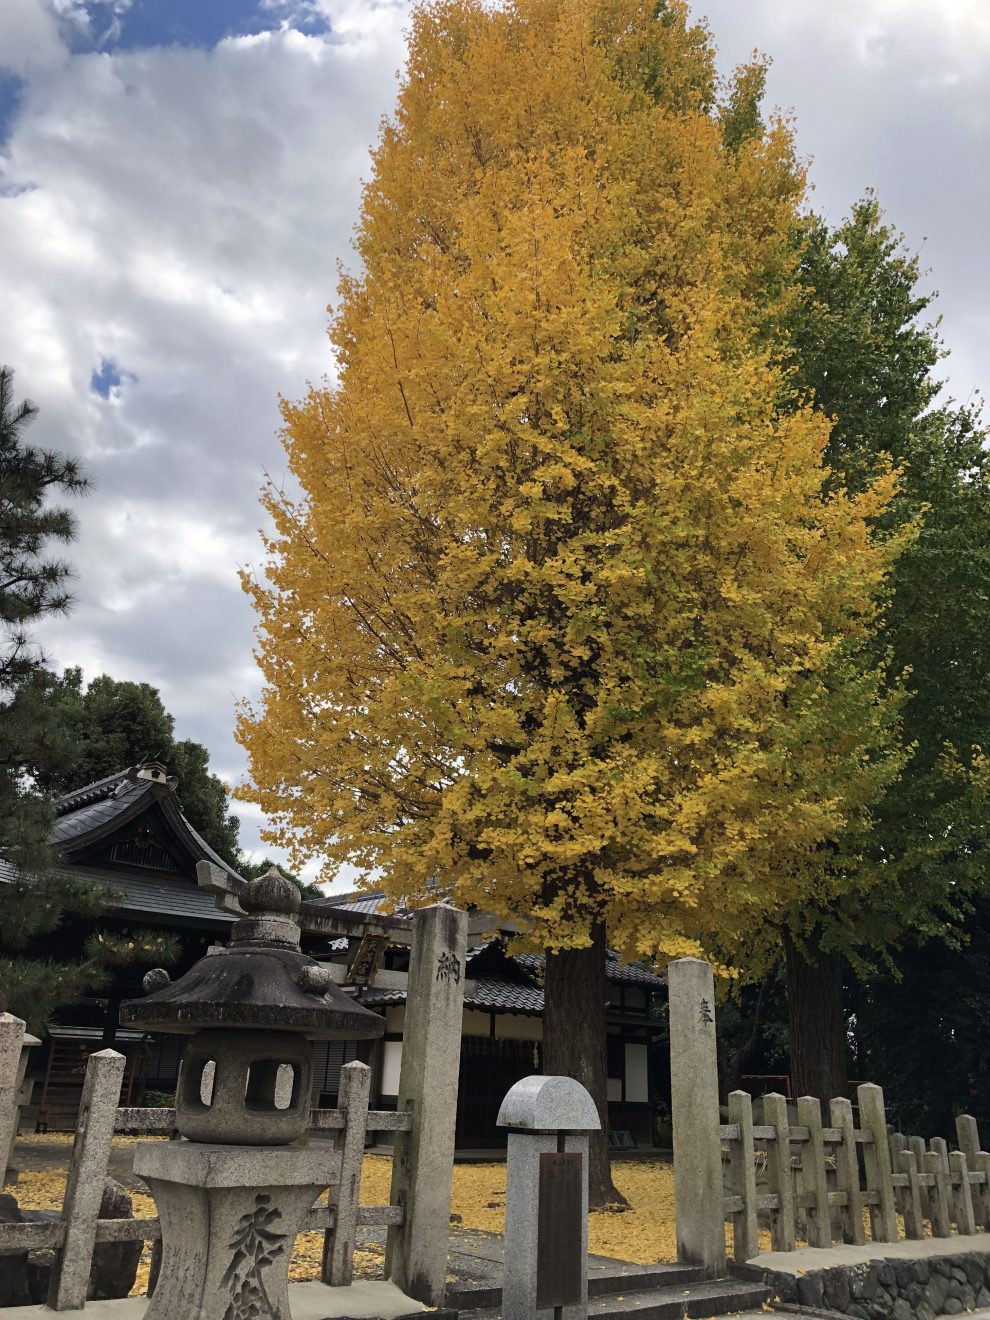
[536,1151,583,1307]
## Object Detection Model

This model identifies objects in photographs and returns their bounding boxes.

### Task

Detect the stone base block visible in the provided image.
[0,1278,428,1319]
[133,1141,338,1320]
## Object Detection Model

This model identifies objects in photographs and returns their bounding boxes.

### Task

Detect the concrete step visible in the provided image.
[448,1263,703,1311]
[588,1278,773,1320]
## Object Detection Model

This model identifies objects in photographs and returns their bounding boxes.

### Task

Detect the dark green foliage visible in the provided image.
[783,198,990,959]
[768,198,990,1099]
[0,367,88,877]
[854,897,990,1138]
[0,369,107,1022]
[0,910,180,1032]
[720,60,767,154]
[35,669,242,869]
[0,367,88,690]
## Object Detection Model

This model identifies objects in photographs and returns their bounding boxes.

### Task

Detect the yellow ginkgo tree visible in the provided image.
[238,0,909,1203]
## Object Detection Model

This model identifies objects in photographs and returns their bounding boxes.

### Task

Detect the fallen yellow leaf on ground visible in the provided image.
[12,1146,690,1294]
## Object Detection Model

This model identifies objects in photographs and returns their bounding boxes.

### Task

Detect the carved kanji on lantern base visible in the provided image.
[134,1143,328,1320]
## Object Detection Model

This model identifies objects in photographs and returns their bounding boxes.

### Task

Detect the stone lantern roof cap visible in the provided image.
[119,868,385,1041]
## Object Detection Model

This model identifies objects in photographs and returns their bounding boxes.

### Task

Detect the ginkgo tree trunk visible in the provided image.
[238,0,907,1206]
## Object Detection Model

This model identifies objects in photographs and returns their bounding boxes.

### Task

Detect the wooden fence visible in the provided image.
[0,1047,409,1310]
[721,1082,990,1263]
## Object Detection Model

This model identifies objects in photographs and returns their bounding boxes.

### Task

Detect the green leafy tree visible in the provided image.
[35,669,242,868]
[760,199,990,1099]
[0,367,178,1027]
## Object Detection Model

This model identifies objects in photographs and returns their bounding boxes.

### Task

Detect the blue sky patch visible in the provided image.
[79,0,330,55]
[90,358,132,398]
[0,73,24,149]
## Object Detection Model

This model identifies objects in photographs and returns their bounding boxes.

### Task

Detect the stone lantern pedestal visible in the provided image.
[134,1142,333,1320]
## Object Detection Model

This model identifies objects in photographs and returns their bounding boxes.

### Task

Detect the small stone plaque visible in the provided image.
[536,1151,583,1308]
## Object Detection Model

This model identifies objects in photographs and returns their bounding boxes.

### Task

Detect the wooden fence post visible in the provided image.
[727,1091,758,1262]
[925,1148,952,1237]
[830,1098,865,1246]
[958,1116,990,1231]
[48,1048,125,1310]
[0,1013,26,1188]
[386,903,467,1306]
[323,1060,372,1286]
[898,1149,925,1240]
[909,1135,933,1226]
[764,1092,795,1251]
[973,1151,990,1234]
[669,958,726,1277]
[797,1096,831,1248]
[857,1084,898,1242]
[949,1151,976,1235]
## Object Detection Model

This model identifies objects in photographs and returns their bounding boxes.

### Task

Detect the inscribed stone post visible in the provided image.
[669,958,726,1276]
[386,903,468,1306]
[0,1013,26,1188]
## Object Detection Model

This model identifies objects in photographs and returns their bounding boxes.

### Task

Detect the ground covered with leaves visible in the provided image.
[11,1142,681,1293]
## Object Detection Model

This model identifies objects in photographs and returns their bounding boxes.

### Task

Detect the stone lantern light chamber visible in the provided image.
[121,867,385,1144]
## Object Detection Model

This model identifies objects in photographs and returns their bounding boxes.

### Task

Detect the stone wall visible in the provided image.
[743,1251,990,1319]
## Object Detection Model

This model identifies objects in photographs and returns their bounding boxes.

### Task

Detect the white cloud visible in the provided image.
[0,1,411,878]
[0,0,67,76]
[701,0,990,404]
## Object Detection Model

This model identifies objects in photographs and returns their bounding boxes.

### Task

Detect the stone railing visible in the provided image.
[721,1084,990,1262]
[0,1046,410,1309]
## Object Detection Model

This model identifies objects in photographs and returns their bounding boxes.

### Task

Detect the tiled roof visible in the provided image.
[54,769,133,815]
[0,860,234,928]
[313,890,400,916]
[51,779,154,848]
[465,976,543,1015]
[93,870,235,926]
[361,976,544,1016]
[513,950,665,990]
[47,765,242,882]
[360,987,406,1009]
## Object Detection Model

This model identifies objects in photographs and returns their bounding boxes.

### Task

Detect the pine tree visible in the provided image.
[0,368,177,1028]
[237,0,906,1200]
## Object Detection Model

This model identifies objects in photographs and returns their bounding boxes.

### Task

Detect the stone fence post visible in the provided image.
[0,1013,27,1189]
[386,902,468,1306]
[669,957,726,1277]
[49,1048,126,1310]
[497,1075,600,1320]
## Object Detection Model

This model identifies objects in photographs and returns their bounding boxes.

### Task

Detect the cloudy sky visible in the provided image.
[2,0,987,887]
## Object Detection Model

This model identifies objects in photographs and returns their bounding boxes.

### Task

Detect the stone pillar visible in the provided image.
[134,1142,331,1320]
[386,903,468,1306]
[0,1013,26,1188]
[669,957,726,1277]
[4,1031,40,1186]
[496,1074,600,1320]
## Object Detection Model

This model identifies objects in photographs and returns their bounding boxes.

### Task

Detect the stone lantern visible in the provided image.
[120,869,384,1320]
